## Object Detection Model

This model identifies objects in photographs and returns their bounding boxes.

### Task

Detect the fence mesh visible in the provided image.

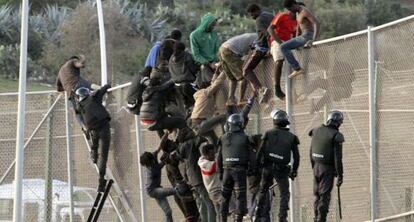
[1,16,414,222]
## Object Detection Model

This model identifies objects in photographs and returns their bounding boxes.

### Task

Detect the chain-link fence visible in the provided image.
[1,15,414,222]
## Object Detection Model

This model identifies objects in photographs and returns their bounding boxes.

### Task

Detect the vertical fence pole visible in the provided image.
[135,115,147,222]
[285,66,296,222]
[44,94,54,222]
[65,92,75,222]
[368,26,377,222]
[96,0,108,86]
[405,187,413,222]
[13,0,29,221]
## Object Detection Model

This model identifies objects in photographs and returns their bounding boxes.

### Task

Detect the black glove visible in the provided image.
[219,172,223,181]
[289,170,297,180]
[337,175,343,187]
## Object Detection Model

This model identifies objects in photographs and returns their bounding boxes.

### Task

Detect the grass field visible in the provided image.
[0,78,53,93]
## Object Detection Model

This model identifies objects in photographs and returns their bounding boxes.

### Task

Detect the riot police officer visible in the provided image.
[254,109,300,222]
[74,85,111,192]
[217,114,256,222]
[309,110,344,222]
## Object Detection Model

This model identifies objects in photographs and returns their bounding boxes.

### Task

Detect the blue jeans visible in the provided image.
[280,32,314,70]
[148,187,176,222]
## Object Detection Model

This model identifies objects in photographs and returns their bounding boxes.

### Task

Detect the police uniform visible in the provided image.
[309,124,344,222]
[75,84,111,191]
[217,126,255,222]
[255,127,300,222]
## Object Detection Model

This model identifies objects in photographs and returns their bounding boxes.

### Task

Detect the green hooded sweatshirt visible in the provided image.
[190,14,220,65]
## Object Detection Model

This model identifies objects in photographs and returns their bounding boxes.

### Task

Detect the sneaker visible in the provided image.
[289,69,305,79]
[258,87,270,104]
[90,150,98,164]
[275,88,286,101]
[97,178,107,193]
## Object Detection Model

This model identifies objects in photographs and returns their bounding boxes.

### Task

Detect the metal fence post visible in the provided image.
[13,0,29,221]
[96,0,108,85]
[285,65,296,222]
[135,115,147,222]
[44,94,54,222]
[65,92,75,222]
[368,26,377,222]
[405,187,413,222]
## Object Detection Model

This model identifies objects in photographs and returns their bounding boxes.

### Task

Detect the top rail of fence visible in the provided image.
[0,15,413,97]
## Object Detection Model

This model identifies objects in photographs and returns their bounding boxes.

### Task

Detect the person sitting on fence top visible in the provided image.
[281,0,320,79]
[219,33,257,106]
[169,41,199,113]
[74,84,111,192]
[57,55,92,97]
[140,131,184,222]
[190,13,220,88]
[126,30,183,114]
[144,29,182,77]
[267,9,298,100]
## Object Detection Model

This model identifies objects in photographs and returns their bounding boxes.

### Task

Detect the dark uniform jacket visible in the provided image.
[75,84,111,130]
[259,127,300,172]
[309,124,344,176]
[217,131,256,174]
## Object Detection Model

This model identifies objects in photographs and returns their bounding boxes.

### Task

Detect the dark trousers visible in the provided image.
[148,187,176,222]
[166,163,199,222]
[221,167,247,222]
[313,163,335,222]
[90,123,111,180]
[242,50,266,91]
[256,165,290,222]
[176,83,196,111]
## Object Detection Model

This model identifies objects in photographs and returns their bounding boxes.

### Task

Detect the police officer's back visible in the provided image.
[309,110,344,222]
[255,109,300,222]
[217,114,255,222]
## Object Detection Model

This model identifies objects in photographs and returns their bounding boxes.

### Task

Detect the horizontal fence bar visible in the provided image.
[363,210,414,222]
[107,82,131,92]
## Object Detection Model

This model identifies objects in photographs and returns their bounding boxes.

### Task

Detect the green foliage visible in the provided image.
[0,0,413,87]
[41,1,150,84]
[368,0,411,26]
[314,0,366,39]
[0,44,43,80]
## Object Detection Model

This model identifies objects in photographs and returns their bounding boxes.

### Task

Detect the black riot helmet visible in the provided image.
[75,87,90,102]
[226,114,244,132]
[326,110,344,128]
[270,109,290,127]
